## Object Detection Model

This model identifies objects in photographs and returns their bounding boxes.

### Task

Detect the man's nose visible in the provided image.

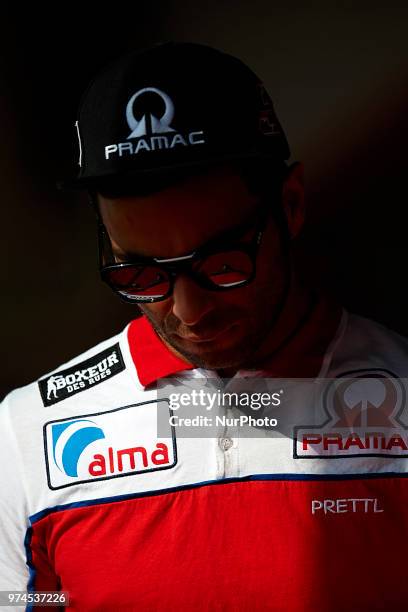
[171,274,214,325]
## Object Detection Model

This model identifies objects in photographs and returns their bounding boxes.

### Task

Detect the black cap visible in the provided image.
[70,42,290,189]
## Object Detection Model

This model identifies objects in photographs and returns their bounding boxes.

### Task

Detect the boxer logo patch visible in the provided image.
[38,344,125,406]
[294,370,408,458]
[44,400,177,489]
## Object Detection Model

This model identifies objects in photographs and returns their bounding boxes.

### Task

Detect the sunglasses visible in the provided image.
[99,205,270,304]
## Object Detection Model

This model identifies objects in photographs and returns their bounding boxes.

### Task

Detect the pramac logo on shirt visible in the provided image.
[38,344,125,406]
[294,370,408,458]
[44,400,177,489]
[105,87,206,160]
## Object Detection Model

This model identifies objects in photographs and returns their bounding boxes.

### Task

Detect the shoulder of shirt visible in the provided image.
[1,322,140,413]
[329,311,408,376]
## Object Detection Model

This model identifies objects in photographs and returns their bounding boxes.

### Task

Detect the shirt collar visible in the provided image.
[127,316,193,387]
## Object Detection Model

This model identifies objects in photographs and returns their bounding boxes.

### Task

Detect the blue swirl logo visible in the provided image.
[52,419,105,477]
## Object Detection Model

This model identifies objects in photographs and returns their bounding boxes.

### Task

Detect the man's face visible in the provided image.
[98,167,290,371]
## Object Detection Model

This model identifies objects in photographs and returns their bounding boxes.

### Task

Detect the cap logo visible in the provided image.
[126,87,176,138]
[257,83,281,136]
[104,85,206,161]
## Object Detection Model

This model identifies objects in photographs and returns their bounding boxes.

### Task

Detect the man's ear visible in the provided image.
[281,162,305,239]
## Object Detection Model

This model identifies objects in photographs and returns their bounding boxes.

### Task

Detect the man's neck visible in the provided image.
[216,279,314,379]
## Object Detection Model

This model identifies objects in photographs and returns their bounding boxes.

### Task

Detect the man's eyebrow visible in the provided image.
[113,213,258,261]
[195,215,256,251]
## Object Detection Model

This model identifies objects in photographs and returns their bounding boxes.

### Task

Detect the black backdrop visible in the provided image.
[2,1,407,398]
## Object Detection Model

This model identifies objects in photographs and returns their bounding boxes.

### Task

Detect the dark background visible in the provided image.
[2,2,407,398]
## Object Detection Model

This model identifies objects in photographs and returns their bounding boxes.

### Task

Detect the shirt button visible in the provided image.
[219,437,233,451]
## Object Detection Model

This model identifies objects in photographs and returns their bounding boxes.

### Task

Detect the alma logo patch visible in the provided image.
[38,344,125,406]
[44,400,176,489]
[294,370,408,458]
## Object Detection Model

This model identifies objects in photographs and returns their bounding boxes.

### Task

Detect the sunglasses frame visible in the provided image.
[99,204,271,304]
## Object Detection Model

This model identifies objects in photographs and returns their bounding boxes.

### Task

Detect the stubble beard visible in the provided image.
[140,269,290,372]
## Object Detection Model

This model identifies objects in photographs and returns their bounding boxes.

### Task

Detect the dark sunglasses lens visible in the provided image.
[196,251,253,288]
[105,266,170,300]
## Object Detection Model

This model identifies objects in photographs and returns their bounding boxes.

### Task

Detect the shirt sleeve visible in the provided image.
[0,394,30,595]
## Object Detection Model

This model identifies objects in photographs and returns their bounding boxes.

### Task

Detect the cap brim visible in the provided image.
[57,151,288,192]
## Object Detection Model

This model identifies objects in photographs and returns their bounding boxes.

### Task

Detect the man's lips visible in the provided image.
[174,323,237,344]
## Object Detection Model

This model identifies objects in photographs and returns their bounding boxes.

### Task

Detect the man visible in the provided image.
[1,42,407,611]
